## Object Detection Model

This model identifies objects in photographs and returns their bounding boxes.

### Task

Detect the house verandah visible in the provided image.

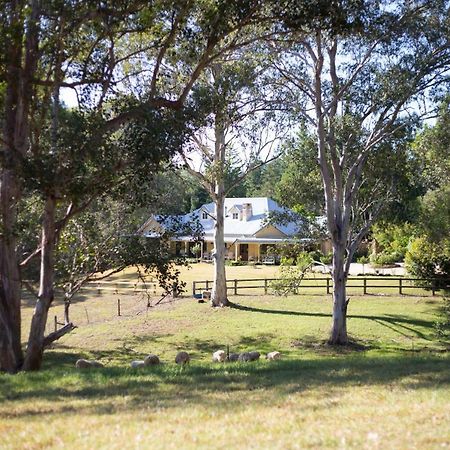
[170,236,301,262]
[139,198,329,262]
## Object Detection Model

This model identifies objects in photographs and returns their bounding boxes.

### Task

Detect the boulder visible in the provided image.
[175,351,190,365]
[212,350,226,362]
[130,360,145,369]
[266,351,281,360]
[144,354,160,366]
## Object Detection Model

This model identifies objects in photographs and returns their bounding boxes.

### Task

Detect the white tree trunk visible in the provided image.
[23,196,56,370]
[211,187,229,306]
[329,242,349,344]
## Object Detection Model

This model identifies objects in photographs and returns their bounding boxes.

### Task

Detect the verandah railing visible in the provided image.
[192,277,450,297]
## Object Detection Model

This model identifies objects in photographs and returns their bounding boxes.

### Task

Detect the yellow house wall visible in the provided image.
[248,243,260,260]
[254,225,286,239]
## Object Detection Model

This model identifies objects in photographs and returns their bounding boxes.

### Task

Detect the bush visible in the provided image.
[308,249,323,262]
[434,297,450,342]
[372,222,416,260]
[319,253,332,265]
[405,237,450,282]
[226,259,247,266]
[370,251,402,267]
[271,252,313,295]
[357,255,370,264]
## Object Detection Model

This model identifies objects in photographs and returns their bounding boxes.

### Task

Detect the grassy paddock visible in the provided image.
[4,265,449,449]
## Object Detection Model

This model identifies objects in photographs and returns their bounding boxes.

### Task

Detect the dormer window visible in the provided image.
[232,212,239,220]
[202,211,208,220]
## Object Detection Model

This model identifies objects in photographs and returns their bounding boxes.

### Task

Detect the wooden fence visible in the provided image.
[192,276,450,297]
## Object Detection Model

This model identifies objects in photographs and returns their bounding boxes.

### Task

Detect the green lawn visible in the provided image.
[2,264,449,449]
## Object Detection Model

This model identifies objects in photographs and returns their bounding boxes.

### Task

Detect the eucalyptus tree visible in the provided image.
[0,0,272,372]
[275,0,450,343]
[178,54,286,307]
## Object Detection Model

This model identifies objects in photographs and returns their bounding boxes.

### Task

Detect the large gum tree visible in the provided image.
[0,0,271,372]
[276,0,450,343]
[179,56,285,307]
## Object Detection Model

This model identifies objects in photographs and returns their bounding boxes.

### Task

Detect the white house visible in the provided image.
[139,197,312,262]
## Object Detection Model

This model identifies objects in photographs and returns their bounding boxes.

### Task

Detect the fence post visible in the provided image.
[234,279,238,295]
[54,315,57,332]
[192,281,196,296]
[117,298,121,316]
[363,278,367,295]
[399,278,402,295]
[264,278,268,295]
[326,278,330,295]
[431,279,436,296]
[206,280,210,291]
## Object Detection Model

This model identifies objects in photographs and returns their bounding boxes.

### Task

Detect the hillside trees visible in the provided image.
[277,0,450,343]
[0,0,272,372]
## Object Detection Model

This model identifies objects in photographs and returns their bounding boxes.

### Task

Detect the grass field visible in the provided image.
[2,264,449,449]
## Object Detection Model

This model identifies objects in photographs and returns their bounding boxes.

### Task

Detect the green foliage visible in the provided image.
[434,297,450,342]
[226,260,247,266]
[370,251,402,267]
[372,222,417,259]
[419,184,450,243]
[275,130,323,214]
[271,252,313,295]
[405,237,450,282]
[319,253,332,265]
[357,255,370,265]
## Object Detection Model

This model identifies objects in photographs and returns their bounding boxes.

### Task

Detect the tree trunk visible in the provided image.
[23,196,56,370]
[211,194,229,307]
[0,171,24,373]
[329,243,349,344]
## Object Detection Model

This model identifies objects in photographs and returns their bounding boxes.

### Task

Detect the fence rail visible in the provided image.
[192,276,450,297]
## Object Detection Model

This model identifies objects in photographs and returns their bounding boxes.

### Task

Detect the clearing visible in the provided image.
[1,264,449,449]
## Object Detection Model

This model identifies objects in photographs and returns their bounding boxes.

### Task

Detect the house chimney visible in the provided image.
[242,203,252,221]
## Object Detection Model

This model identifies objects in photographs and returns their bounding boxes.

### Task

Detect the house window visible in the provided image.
[202,211,208,220]
[232,212,239,219]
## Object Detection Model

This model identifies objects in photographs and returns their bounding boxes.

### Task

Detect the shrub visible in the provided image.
[271,252,313,295]
[434,297,450,342]
[357,255,370,264]
[372,222,416,260]
[226,259,247,266]
[309,249,323,262]
[370,251,402,267]
[405,237,450,282]
[319,252,332,265]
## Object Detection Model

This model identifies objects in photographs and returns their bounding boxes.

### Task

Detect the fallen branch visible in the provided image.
[43,323,77,348]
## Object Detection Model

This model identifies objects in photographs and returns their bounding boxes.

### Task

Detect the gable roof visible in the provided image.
[139,197,305,241]
[196,197,302,240]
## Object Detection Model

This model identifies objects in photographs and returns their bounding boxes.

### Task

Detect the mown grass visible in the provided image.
[4,264,450,449]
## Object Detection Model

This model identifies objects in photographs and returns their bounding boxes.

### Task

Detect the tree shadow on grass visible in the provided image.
[230,303,435,340]
[0,350,448,419]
